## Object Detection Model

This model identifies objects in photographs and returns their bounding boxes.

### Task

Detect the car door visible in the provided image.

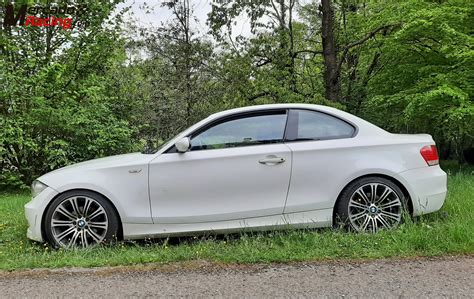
[283,109,357,214]
[148,110,292,224]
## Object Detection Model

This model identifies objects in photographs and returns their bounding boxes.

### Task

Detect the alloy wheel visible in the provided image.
[50,196,109,248]
[348,183,402,232]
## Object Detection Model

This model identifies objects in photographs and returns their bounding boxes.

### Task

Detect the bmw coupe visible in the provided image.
[25,104,447,248]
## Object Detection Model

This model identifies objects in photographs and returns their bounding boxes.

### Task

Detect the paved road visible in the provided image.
[1,256,473,298]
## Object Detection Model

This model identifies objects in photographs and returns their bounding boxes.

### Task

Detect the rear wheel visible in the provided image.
[44,190,119,248]
[335,177,406,233]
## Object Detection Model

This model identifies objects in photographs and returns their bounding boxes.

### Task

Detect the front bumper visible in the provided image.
[24,186,59,242]
[398,166,447,216]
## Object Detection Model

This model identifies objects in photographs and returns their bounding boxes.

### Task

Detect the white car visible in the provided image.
[25,104,447,248]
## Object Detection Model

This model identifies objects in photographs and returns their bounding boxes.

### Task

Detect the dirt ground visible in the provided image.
[1,255,473,298]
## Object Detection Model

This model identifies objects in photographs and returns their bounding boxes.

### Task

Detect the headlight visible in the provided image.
[31,180,48,198]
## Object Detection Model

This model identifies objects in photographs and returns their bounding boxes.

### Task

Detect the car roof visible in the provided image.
[210,103,331,116]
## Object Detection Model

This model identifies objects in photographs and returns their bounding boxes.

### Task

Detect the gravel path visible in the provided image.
[1,256,473,298]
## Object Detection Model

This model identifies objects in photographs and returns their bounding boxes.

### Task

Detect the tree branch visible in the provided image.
[293,49,324,57]
[248,91,273,101]
[336,23,399,79]
[344,24,397,51]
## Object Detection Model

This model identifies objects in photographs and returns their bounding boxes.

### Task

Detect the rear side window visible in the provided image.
[286,110,355,141]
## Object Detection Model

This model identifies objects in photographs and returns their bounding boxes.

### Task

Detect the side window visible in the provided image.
[191,112,287,150]
[286,110,355,141]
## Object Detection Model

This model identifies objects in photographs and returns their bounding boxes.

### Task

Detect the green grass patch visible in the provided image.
[0,164,473,270]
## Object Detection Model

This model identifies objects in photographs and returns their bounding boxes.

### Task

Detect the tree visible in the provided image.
[0,0,135,187]
[318,0,398,103]
[320,0,339,102]
[358,0,473,162]
[126,0,217,145]
[208,0,305,102]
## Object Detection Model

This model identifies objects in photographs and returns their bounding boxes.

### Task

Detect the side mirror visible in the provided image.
[175,137,191,153]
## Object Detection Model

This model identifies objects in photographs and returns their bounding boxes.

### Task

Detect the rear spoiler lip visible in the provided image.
[388,133,435,143]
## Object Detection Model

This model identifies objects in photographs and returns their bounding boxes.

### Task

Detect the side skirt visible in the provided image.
[122,208,333,240]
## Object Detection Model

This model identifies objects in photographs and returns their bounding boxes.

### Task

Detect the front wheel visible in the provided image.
[335,177,407,233]
[43,190,119,248]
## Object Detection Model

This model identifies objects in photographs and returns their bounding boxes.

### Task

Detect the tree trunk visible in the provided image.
[320,0,340,102]
[288,0,297,93]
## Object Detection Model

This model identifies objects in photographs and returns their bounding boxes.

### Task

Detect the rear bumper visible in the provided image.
[398,166,447,216]
[24,186,59,242]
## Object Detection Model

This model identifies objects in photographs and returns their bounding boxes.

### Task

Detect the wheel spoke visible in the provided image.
[87,206,105,220]
[370,217,377,233]
[349,210,367,222]
[67,230,81,248]
[56,226,76,241]
[370,184,377,203]
[52,219,73,227]
[81,230,88,248]
[56,206,76,220]
[85,230,99,243]
[379,199,401,210]
[87,229,103,243]
[349,200,368,210]
[380,210,401,221]
[88,221,107,230]
[68,197,81,217]
[83,198,93,217]
[355,189,370,205]
[375,187,392,205]
[377,214,392,229]
[360,215,371,231]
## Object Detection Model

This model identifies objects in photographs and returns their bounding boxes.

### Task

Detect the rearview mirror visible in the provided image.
[175,137,191,153]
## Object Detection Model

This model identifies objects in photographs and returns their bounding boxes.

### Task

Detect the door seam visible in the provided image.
[282,143,294,214]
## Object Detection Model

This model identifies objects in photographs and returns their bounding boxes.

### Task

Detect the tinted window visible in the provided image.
[191,112,287,150]
[286,110,354,141]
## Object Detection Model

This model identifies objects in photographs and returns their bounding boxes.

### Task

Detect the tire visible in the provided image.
[43,190,119,248]
[334,177,407,233]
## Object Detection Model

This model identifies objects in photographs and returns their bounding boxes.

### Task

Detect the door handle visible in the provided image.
[259,155,285,165]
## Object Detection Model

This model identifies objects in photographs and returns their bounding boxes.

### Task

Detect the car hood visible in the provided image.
[37,152,154,186]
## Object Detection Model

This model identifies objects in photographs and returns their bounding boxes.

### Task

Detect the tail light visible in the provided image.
[420,145,439,166]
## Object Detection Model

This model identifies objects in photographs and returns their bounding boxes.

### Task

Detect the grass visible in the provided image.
[0,162,473,270]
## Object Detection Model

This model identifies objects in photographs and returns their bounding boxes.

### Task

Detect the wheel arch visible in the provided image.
[41,188,124,241]
[332,173,413,224]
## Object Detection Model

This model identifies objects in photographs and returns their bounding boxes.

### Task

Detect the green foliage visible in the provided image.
[0,1,135,188]
[358,0,473,161]
[1,0,473,189]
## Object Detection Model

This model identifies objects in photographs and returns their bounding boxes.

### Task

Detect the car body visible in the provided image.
[25,104,447,247]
